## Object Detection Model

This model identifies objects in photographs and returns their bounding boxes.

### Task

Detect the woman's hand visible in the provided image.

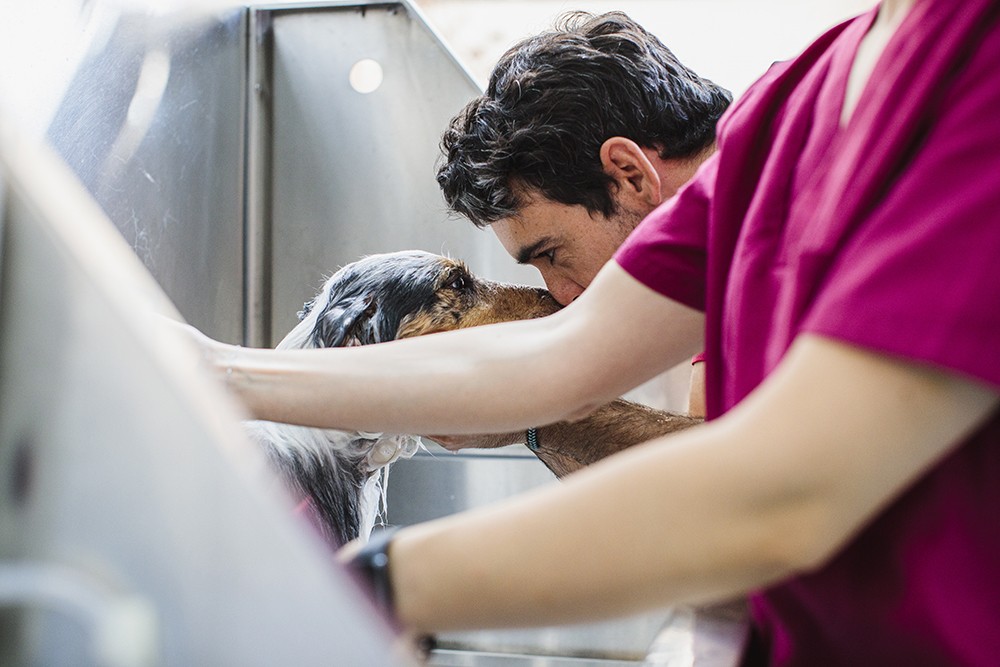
[158,315,230,383]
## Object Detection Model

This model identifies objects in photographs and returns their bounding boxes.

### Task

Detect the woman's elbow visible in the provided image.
[753,495,857,579]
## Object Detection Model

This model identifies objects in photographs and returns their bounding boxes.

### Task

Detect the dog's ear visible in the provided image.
[311,295,375,348]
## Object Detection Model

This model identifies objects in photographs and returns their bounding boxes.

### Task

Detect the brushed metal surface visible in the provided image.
[428,648,639,667]
[387,445,554,525]
[262,2,541,346]
[46,4,248,344]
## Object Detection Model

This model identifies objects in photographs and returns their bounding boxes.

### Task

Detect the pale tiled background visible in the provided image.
[0,1,874,142]
[414,0,874,96]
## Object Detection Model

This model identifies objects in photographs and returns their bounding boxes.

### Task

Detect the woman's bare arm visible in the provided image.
[387,334,999,632]
[193,263,705,435]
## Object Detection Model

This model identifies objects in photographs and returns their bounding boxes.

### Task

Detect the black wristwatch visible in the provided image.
[348,526,400,620]
[348,526,438,656]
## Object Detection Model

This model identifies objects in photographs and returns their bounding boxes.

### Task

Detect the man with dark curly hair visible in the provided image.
[429,11,730,459]
[438,11,730,308]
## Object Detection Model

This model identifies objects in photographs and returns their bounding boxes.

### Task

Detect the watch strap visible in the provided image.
[349,526,401,619]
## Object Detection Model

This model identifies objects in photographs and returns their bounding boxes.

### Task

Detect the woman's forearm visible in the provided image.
[216,315,591,433]
[386,335,1000,633]
[390,420,794,632]
[209,264,705,435]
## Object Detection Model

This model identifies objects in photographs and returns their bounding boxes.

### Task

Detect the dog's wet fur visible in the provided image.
[246,250,560,547]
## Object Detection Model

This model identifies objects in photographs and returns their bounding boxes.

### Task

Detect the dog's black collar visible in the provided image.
[525,428,540,452]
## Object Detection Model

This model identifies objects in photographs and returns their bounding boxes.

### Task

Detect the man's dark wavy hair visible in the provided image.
[437,11,732,228]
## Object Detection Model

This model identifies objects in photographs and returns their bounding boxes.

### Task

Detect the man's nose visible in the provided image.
[544,276,585,306]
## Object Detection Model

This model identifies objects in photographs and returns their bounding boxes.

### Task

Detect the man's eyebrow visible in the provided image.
[515,237,554,264]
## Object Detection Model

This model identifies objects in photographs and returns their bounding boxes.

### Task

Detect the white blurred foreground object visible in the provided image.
[0,119,412,666]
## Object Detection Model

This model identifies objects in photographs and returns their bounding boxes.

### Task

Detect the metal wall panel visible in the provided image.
[46,5,248,344]
[261,2,541,345]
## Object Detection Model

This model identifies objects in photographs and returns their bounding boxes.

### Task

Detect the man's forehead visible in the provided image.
[506,191,577,228]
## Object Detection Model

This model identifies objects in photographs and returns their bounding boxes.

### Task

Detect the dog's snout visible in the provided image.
[516,285,561,318]
[443,279,561,330]
[534,287,562,312]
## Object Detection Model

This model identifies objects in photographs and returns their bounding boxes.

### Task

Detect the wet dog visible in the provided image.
[245,250,560,547]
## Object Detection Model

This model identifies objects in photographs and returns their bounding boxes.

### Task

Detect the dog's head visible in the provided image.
[279,250,561,350]
[257,251,560,546]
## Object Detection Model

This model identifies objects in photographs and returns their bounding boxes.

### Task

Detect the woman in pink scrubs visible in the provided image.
[184,0,1000,663]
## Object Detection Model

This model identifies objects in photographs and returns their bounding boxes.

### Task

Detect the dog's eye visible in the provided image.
[447,275,469,291]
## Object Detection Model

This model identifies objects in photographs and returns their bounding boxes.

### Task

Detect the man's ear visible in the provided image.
[599,137,662,210]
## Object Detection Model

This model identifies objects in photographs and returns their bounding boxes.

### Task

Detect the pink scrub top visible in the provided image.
[615,1,1000,664]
